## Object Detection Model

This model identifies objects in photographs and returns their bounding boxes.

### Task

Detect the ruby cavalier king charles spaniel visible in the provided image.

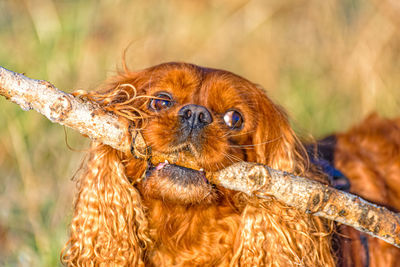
[61,62,400,266]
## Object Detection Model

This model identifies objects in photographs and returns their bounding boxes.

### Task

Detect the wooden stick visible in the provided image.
[0,66,132,153]
[1,66,400,248]
[207,163,400,248]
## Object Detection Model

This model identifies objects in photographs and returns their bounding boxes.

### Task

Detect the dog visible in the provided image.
[61,62,400,266]
[314,114,400,267]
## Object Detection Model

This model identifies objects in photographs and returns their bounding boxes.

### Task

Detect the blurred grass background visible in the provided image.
[0,0,399,265]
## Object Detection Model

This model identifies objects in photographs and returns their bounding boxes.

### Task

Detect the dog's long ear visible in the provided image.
[62,72,152,265]
[62,144,151,266]
[231,87,335,266]
[250,89,305,173]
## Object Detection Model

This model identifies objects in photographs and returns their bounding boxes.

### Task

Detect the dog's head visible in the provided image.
[104,62,304,205]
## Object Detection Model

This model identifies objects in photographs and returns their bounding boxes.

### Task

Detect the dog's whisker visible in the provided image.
[222,152,242,164]
[221,129,257,139]
[228,136,283,149]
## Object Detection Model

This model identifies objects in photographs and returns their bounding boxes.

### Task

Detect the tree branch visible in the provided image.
[0,66,132,153]
[1,66,399,248]
[207,163,400,248]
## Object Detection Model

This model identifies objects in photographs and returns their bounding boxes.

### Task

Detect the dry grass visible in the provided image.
[0,0,399,265]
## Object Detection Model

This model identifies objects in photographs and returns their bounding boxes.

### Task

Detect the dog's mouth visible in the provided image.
[145,147,209,184]
[147,161,208,184]
[139,145,218,204]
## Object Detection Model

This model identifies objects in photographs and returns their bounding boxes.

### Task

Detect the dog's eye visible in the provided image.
[223,110,243,129]
[149,93,173,111]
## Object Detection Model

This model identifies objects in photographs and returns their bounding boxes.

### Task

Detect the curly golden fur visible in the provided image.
[59,62,400,266]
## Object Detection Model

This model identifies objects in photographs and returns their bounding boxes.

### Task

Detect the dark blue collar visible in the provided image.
[306,135,350,192]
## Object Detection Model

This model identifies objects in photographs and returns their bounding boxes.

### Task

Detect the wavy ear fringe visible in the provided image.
[61,143,152,266]
[234,92,336,266]
[231,197,335,266]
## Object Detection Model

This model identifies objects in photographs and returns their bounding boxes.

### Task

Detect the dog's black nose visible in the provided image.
[178,104,212,129]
